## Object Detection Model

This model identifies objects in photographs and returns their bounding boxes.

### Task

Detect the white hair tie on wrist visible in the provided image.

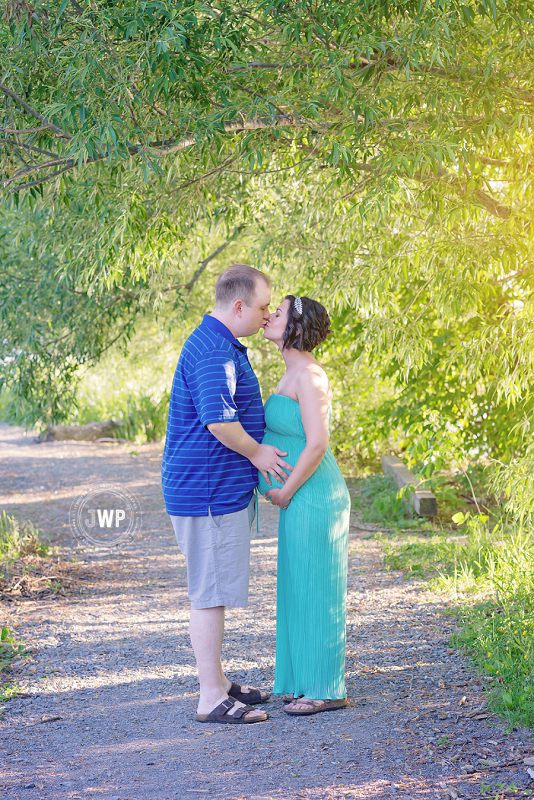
[293,296,303,315]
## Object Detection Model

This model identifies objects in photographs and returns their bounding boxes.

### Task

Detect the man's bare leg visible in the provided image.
[189,606,264,718]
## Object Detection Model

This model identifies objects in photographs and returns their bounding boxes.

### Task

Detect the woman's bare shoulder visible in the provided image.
[296,362,329,392]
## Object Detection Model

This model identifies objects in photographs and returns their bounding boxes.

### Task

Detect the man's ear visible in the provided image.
[233,299,243,317]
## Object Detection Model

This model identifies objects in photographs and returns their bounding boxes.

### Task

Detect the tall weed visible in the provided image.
[0,512,48,561]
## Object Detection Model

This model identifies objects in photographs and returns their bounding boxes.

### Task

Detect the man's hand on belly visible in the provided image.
[249,443,293,486]
[207,421,293,485]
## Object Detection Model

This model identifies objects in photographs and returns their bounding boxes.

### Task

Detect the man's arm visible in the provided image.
[207,421,292,485]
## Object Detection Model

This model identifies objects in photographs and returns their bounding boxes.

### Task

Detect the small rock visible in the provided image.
[461,764,476,773]
[527,767,534,781]
[23,784,35,789]
[524,756,534,766]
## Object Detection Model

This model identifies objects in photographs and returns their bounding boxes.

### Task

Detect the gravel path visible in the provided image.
[1,422,534,800]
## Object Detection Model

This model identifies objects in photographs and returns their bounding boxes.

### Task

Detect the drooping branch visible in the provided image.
[0,84,72,140]
[148,114,312,155]
[167,156,238,195]
[4,138,62,159]
[431,166,512,220]
[10,163,79,190]
[478,156,509,168]
[227,62,287,71]
[0,125,52,135]
[4,114,312,191]
[332,160,512,220]
[184,225,245,291]
[159,226,245,295]
[226,58,474,76]
[0,88,514,220]
[472,189,511,220]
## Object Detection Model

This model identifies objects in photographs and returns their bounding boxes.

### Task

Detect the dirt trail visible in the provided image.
[1,422,533,800]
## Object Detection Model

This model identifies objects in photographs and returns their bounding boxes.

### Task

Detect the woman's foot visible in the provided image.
[284,697,348,716]
[282,693,303,704]
[285,697,326,712]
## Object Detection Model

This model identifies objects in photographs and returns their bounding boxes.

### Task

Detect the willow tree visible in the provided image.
[1,0,534,474]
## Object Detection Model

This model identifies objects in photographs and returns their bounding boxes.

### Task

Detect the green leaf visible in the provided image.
[502,692,514,707]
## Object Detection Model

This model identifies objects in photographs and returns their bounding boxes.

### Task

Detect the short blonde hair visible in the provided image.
[215,264,270,307]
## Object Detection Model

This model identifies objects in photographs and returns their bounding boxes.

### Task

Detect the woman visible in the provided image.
[258,295,350,715]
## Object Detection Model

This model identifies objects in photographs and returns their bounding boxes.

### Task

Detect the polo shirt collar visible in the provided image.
[201,314,247,353]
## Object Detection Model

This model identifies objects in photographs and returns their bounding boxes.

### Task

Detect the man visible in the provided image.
[162,264,291,724]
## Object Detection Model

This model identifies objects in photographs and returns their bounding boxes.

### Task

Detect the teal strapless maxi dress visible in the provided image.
[258,394,350,700]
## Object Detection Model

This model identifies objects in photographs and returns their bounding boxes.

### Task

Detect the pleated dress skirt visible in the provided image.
[258,394,350,700]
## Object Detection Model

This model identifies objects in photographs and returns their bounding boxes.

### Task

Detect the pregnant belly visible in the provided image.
[259,440,350,513]
[258,469,289,495]
[257,431,301,496]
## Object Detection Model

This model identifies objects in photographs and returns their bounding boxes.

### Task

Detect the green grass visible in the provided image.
[348,468,487,529]
[381,532,454,576]
[75,389,168,443]
[0,626,25,708]
[382,515,534,728]
[0,512,49,709]
[0,511,49,561]
[353,472,534,728]
[349,473,427,528]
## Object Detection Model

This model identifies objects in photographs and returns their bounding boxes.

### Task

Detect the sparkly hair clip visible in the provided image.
[293,296,303,315]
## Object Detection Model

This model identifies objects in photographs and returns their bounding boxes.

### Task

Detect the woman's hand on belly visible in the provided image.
[265,487,291,509]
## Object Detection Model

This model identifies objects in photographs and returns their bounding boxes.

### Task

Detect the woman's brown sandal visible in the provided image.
[282,693,303,704]
[195,696,268,724]
[284,698,348,716]
[228,682,270,704]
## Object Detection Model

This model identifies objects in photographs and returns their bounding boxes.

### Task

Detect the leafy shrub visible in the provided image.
[117,392,169,443]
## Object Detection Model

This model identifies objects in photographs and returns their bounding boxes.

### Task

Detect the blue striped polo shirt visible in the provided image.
[161,314,264,516]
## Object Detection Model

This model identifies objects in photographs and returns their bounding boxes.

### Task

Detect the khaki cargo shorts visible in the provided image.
[169,495,256,609]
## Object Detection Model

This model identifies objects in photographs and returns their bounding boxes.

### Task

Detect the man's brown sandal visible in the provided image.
[228,682,270,704]
[284,698,349,716]
[195,696,268,724]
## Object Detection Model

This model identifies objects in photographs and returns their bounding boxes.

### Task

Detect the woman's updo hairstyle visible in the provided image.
[282,295,332,352]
